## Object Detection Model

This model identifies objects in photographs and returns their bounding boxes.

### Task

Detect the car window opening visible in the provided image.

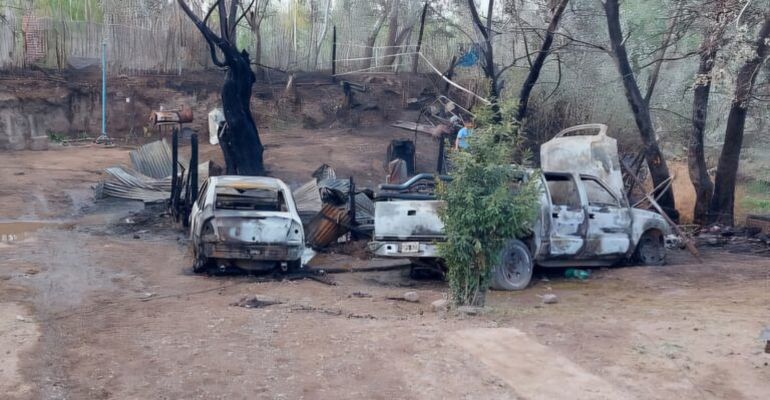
[215,187,287,212]
[581,178,619,208]
[545,174,581,209]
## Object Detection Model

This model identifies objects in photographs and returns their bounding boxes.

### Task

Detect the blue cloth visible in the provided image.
[456,46,479,67]
[457,127,471,149]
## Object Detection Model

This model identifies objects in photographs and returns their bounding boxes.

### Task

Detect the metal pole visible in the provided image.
[102,41,106,135]
[96,41,110,144]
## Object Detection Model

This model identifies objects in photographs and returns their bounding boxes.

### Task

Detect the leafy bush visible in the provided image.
[436,103,540,306]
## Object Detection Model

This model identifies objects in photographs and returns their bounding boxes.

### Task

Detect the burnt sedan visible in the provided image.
[189,176,305,273]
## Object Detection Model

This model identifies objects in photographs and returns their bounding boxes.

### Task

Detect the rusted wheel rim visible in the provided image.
[501,244,532,286]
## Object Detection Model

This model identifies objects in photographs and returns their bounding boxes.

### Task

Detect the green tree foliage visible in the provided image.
[437,103,540,306]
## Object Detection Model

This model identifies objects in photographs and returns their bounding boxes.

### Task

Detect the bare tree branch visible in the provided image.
[218,0,229,42]
[644,2,683,104]
[236,0,257,28]
[228,0,240,40]
[638,51,699,70]
[516,0,570,122]
[177,0,227,67]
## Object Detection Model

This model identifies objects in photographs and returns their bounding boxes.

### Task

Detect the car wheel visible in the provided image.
[634,230,666,266]
[192,243,212,273]
[490,239,533,291]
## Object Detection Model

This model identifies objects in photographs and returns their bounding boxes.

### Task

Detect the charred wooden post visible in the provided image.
[342,81,352,108]
[182,167,192,228]
[171,128,179,221]
[190,133,199,209]
[436,134,446,174]
[348,176,357,240]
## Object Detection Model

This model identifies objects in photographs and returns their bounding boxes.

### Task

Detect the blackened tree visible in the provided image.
[178,0,264,175]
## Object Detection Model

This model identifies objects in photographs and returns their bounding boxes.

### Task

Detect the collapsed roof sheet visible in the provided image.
[129,139,174,179]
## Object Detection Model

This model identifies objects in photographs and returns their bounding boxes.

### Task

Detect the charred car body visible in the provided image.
[369,124,672,290]
[190,176,305,272]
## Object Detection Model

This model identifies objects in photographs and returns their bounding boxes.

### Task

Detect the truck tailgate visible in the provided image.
[374,200,445,240]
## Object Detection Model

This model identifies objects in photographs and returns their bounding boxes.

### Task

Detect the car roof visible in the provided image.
[211,176,285,191]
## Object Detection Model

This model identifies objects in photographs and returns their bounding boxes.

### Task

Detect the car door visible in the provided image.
[543,173,586,257]
[579,175,631,257]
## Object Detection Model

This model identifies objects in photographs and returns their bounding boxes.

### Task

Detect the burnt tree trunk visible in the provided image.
[688,44,718,225]
[178,0,264,175]
[515,0,569,123]
[220,50,264,175]
[709,14,770,225]
[604,0,677,220]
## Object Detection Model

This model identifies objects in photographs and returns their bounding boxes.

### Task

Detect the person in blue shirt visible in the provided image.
[454,120,473,150]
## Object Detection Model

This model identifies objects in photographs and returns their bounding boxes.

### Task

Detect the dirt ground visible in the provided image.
[1,136,769,400]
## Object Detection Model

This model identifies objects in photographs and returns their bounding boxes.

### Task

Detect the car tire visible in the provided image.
[192,242,212,273]
[490,239,533,291]
[633,230,666,266]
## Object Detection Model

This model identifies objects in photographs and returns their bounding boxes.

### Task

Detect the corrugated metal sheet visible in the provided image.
[293,179,323,225]
[98,142,209,203]
[354,193,374,224]
[305,204,351,249]
[318,178,350,192]
[129,139,174,179]
[293,179,323,213]
[99,167,172,203]
[312,164,336,181]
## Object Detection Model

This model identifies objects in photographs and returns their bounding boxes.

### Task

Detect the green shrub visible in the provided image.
[436,103,540,306]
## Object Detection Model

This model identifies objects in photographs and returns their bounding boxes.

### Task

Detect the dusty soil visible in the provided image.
[1,140,769,400]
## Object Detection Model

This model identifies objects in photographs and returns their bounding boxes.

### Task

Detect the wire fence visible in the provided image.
[0,8,211,74]
[0,5,521,81]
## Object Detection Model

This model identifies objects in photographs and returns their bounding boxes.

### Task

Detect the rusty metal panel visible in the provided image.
[305,204,351,249]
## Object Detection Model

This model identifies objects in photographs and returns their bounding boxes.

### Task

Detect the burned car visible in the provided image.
[369,124,672,290]
[189,176,305,273]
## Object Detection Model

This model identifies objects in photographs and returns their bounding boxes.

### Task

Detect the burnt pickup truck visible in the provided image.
[368,171,671,290]
[368,125,671,290]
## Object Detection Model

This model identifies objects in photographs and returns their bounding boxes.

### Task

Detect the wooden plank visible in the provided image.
[391,120,437,135]
[622,161,701,262]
